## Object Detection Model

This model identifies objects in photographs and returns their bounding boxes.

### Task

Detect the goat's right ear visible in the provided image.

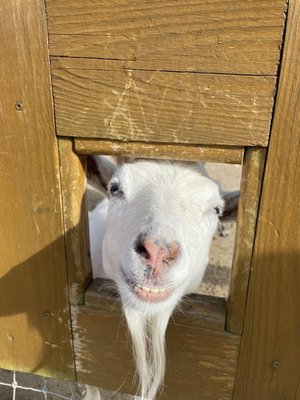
[220,190,240,222]
[86,155,116,197]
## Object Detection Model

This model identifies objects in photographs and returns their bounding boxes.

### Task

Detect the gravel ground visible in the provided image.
[0,162,241,399]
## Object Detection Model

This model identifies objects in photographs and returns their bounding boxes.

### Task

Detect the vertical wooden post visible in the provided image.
[226,147,266,334]
[58,138,92,305]
[0,0,74,379]
[233,0,300,398]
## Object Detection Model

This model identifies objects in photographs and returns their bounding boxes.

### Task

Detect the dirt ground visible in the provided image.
[0,162,241,400]
[199,162,241,298]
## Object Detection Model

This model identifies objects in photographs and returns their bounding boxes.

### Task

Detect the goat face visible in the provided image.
[100,160,224,314]
[87,157,226,399]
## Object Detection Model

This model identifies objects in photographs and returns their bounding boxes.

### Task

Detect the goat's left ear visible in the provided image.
[86,155,116,197]
[220,190,239,221]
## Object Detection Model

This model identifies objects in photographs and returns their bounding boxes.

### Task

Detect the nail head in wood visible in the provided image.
[15,101,23,111]
[272,360,280,368]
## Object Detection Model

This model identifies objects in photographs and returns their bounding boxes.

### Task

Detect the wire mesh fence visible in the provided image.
[0,370,76,400]
[0,369,134,400]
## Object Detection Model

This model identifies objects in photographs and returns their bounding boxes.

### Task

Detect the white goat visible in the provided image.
[87,156,236,400]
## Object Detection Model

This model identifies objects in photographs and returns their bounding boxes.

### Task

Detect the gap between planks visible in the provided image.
[50,55,276,77]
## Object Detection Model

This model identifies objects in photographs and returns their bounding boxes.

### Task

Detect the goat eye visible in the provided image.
[214,206,221,215]
[108,182,124,198]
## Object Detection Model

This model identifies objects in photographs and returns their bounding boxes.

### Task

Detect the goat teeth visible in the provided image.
[134,284,171,302]
[152,288,165,293]
[139,286,167,294]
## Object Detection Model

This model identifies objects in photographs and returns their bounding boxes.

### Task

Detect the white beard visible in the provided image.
[123,305,173,400]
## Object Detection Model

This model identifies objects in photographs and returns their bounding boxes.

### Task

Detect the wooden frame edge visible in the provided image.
[226,147,267,334]
[58,137,92,305]
[74,138,244,165]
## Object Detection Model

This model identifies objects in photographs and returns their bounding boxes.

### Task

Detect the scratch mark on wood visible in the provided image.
[128,70,154,135]
[104,69,155,139]
[261,215,280,238]
[44,342,63,350]
[104,71,138,139]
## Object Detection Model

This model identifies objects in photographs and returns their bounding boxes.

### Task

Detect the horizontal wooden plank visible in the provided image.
[86,278,226,332]
[52,58,276,146]
[73,280,240,399]
[75,139,244,164]
[46,0,287,75]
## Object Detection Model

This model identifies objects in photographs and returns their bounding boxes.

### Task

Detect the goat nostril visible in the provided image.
[135,242,150,259]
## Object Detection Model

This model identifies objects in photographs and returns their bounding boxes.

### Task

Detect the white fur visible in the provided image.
[89,160,223,399]
[88,198,109,278]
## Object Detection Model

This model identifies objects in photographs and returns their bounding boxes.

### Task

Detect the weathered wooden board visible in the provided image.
[58,138,92,305]
[0,0,74,379]
[46,0,287,76]
[75,138,244,164]
[233,1,300,399]
[73,280,240,400]
[52,58,276,146]
[226,147,266,334]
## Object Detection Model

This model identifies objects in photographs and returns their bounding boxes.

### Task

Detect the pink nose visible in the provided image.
[135,236,180,272]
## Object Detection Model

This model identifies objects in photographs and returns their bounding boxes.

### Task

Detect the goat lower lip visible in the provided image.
[133,284,171,302]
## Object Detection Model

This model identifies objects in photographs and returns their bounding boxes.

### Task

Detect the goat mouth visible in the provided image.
[122,273,171,303]
[133,284,171,302]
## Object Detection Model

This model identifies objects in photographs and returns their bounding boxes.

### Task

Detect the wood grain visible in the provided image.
[58,138,92,304]
[233,1,300,398]
[51,57,276,146]
[226,147,266,334]
[73,280,240,399]
[0,0,74,379]
[75,138,244,164]
[46,0,287,76]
